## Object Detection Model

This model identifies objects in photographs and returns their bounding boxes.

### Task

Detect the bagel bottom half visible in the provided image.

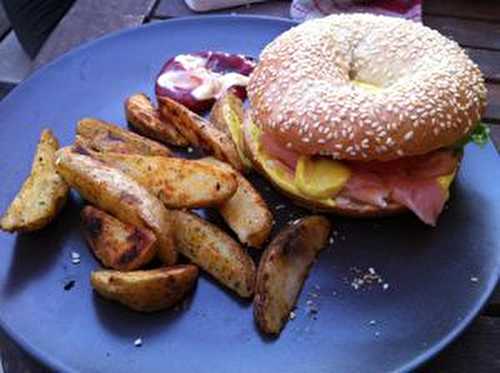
[241,112,458,218]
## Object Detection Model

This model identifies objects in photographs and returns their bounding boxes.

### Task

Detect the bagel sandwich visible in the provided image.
[241,14,488,226]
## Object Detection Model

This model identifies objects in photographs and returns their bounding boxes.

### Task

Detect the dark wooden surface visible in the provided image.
[425,0,500,21]
[33,0,157,68]
[0,5,9,39]
[424,16,500,50]
[0,0,498,372]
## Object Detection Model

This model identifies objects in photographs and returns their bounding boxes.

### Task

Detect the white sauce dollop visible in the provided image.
[191,72,249,100]
[173,54,206,70]
[157,54,249,101]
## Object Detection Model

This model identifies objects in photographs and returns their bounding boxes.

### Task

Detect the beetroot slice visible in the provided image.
[155,51,255,113]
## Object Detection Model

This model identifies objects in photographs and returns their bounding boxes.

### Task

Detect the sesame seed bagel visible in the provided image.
[247,14,487,161]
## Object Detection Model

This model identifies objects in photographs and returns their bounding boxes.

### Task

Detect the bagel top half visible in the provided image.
[247,13,487,162]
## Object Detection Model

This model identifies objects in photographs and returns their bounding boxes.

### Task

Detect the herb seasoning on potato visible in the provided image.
[0,129,68,232]
[254,216,332,335]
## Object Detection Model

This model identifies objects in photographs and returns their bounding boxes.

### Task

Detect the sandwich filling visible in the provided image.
[246,118,459,226]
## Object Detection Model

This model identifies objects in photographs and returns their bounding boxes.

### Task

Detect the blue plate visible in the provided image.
[0,16,499,373]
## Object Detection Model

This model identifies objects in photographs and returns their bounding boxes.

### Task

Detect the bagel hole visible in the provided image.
[351,79,382,93]
[348,69,382,93]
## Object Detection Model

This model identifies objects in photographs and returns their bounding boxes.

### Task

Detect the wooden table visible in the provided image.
[0,1,499,371]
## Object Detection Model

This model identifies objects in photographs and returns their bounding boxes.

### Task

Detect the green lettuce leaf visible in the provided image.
[469,122,490,147]
[453,122,490,152]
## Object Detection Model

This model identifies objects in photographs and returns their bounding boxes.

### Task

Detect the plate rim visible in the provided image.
[0,14,498,373]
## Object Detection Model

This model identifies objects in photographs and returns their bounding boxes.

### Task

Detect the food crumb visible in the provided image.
[275,204,286,210]
[306,299,319,318]
[305,293,320,319]
[350,266,386,291]
[187,147,193,153]
[134,338,142,347]
[368,320,377,326]
[329,236,334,245]
[289,311,296,320]
[470,276,479,283]
[64,280,75,291]
[71,251,80,265]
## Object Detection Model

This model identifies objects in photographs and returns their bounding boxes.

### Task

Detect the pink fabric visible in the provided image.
[291,0,422,22]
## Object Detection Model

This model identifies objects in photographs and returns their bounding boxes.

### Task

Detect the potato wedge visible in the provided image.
[91,265,198,312]
[254,216,332,335]
[157,96,243,171]
[210,91,243,136]
[55,147,177,265]
[80,149,238,209]
[81,206,157,270]
[210,91,252,168]
[241,110,261,171]
[125,93,188,147]
[0,129,69,232]
[76,118,172,157]
[201,157,272,248]
[172,210,255,298]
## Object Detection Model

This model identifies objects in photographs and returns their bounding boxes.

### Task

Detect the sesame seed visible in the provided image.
[404,131,414,141]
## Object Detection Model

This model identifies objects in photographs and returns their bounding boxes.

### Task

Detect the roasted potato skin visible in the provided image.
[172,210,256,298]
[0,129,69,232]
[81,206,157,270]
[209,92,252,169]
[210,91,244,136]
[82,149,238,209]
[55,147,177,265]
[157,96,244,171]
[201,157,272,248]
[76,118,172,157]
[241,110,261,172]
[125,93,188,147]
[91,265,198,312]
[254,216,332,335]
